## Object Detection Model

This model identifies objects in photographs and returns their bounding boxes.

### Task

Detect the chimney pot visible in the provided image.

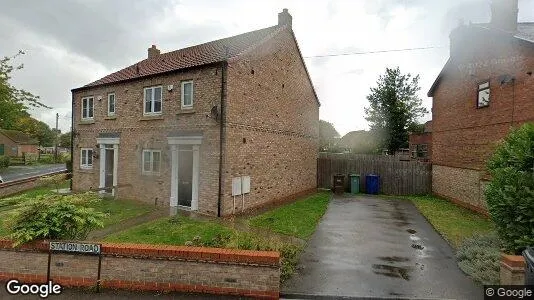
[148,44,161,59]
[278,8,292,28]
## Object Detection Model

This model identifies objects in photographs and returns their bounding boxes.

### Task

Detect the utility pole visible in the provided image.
[54,113,59,163]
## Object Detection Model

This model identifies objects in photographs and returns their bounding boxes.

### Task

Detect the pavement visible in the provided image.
[282,194,483,300]
[0,164,66,182]
[0,285,248,299]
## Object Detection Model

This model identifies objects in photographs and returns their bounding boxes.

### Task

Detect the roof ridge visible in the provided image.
[162,25,280,59]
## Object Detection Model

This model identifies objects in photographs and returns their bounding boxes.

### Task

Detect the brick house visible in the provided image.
[427,0,534,213]
[0,129,38,157]
[71,9,319,216]
[408,121,432,162]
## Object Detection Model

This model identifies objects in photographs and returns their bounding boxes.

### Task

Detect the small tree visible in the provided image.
[319,120,340,152]
[365,67,428,154]
[485,123,534,254]
[7,193,105,246]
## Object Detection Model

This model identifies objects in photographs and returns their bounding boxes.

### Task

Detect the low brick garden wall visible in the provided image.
[0,239,280,299]
[0,171,67,198]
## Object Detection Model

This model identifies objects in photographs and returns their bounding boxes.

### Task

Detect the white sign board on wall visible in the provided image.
[232,177,242,196]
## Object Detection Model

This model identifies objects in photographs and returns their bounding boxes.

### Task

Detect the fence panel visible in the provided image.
[317,153,431,195]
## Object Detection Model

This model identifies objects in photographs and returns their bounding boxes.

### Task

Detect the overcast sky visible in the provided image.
[2,0,533,135]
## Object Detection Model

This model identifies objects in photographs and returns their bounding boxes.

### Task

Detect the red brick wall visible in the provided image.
[223,27,319,215]
[0,134,17,157]
[0,240,280,299]
[409,132,432,162]
[431,28,534,211]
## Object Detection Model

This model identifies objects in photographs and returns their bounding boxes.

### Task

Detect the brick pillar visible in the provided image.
[500,254,526,285]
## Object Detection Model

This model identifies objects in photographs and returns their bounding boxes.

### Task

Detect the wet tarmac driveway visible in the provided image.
[282,195,483,299]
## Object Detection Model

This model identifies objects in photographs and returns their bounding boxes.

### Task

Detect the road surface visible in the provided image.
[0,164,66,183]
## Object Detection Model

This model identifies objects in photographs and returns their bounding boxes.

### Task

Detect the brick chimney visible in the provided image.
[148,45,160,59]
[278,8,292,28]
[490,0,518,32]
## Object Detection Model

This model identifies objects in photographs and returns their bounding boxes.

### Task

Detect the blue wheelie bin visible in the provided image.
[366,174,380,194]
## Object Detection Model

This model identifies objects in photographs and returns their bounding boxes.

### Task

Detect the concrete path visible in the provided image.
[282,195,483,299]
[0,164,66,182]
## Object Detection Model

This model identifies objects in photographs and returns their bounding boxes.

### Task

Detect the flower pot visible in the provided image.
[500,253,526,285]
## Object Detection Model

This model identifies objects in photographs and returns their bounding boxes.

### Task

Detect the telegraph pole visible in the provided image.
[54,113,59,163]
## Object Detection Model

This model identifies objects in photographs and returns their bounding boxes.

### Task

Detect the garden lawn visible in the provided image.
[104,217,234,245]
[248,192,331,239]
[405,195,495,248]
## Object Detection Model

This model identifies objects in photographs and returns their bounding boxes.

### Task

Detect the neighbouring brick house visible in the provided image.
[428,0,534,213]
[408,121,432,162]
[71,9,319,216]
[0,129,39,157]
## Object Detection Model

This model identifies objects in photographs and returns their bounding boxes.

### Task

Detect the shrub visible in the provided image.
[65,159,73,179]
[6,192,105,246]
[0,156,10,169]
[485,123,534,254]
[456,234,501,285]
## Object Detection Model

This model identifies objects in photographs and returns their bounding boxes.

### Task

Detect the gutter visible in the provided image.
[70,93,74,191]
[217,61,228,217]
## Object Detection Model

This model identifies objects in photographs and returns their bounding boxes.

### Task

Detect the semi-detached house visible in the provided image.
[71,9,320,216]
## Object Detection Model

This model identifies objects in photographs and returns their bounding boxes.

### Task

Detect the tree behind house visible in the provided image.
[364,67,427,154]
[319,120,340,152]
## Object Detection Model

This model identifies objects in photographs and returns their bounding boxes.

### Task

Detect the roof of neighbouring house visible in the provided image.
[0,129,38,145]
[427,22,534,97]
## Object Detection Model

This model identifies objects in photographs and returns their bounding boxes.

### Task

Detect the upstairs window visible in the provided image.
[81,97,94,120]
[144,86,162,115]
[142,150,161,175]
[181,81,194,108]
[477,81,490,108]
[80,148,93,169]
[108,93,116,116]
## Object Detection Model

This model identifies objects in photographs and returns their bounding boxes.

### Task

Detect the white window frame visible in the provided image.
[107,93,116,116]
[142,149,161,175]
[143,86,163,115]
[81,97,94,120]
[477,80,490,108]
[80,148,93,169]
[181,81,194,109]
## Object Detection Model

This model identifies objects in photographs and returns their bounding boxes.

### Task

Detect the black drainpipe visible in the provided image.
[70,93,74,191]
[217,61,228,217]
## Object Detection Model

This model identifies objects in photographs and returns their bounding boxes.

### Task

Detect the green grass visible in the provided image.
[248,192,331,239]
[95,198,154,227]
[104,217,234,245]
[405,195,495,248]
[0,180,154,238]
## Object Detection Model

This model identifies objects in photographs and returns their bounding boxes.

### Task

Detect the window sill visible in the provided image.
[105,116,117,120]
[79,120,95,125]
[140,115,164,121]
[176,109,196,116]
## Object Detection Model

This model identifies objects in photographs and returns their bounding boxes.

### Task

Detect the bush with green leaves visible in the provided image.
[485,123,534,254]
[456,234,501,285]
[7,192,105,246]
[0,155,10,169]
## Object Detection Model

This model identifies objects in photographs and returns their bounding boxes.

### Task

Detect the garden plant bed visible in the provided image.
[0,180,156,238]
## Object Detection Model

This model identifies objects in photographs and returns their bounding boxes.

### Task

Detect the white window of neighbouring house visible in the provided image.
[108,93,116,116]
[81,97,94,120]
[142,150,161,175]
[477,81,490,108]
[181,81,193,108]
[144,86,163,115]
[80,148,93,169]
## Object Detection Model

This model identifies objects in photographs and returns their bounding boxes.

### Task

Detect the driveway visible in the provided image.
[0,164,66,182]
[282,195,482,299]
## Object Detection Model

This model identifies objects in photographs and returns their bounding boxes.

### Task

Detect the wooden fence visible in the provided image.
[317,153,432,195]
